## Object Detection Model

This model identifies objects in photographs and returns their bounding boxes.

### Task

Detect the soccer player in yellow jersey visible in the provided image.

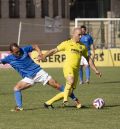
[43,28,88,108]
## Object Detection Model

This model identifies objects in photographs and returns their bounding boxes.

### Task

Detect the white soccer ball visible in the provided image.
[93,98,105,109]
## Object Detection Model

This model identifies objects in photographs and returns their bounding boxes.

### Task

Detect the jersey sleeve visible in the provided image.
[57,41,67,51]
[89,35,93,45]
[23,45,33,53]
[0,56,10,64]
[82,46,88,58]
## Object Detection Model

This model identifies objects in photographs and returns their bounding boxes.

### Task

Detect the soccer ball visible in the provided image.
[93,98,105,109]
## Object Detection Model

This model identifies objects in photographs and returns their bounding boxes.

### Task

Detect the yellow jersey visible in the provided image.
[57,39,88,69]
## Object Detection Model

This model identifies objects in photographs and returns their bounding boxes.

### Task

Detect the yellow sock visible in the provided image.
[46,92,64,105]
[64,83,72,102]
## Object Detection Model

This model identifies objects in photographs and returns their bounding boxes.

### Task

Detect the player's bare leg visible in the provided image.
[47,78,63,90]
[11,81,31,112]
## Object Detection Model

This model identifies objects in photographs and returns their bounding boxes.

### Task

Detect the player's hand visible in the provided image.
[40,54,46,61]
[36,54,43,62]
[36,54,46,61]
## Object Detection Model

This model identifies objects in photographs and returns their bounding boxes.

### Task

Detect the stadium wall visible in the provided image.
[0,0,70,50]
[0,49,120,68]
[0,19,69,50]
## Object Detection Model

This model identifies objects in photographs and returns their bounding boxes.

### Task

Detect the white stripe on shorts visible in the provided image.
[80,56,89,65]
[21,69,52,86]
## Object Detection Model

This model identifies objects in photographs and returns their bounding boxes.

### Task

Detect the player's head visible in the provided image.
[72,28,81,42]
[80,25,86,35]
[9,43,22,57]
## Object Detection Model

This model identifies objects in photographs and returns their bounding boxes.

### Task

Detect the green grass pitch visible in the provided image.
[0,67,120,129]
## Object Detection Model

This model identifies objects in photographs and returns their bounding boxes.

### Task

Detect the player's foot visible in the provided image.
[61,101,69,108]
[44,103,54,109]
[96,72,102,77]
[74,98,82,109]
[85,79,90,84]
[10,106,24,112]
[79,81,84,85]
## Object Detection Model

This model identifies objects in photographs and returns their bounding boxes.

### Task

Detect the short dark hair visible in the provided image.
[80,25,86,30]
[9,43,19,51]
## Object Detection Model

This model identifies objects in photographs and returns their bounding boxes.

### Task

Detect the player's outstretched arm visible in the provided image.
[42,48,58,60]
[32,44,43,61]
[91,44,95,60]
[32,44,42,56]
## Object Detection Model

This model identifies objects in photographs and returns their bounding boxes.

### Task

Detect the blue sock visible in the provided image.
[69,92,77,100]
[79,66,83,81]
[59,85,64,92]
[86,66,90,80]
[14,90,22,108]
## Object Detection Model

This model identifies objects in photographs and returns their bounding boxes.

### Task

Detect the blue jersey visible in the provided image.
[80,34,93,55]
[1,45,42,78]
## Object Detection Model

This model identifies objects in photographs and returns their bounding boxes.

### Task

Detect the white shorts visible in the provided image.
[80,56,89,66]
[21,69,52,86]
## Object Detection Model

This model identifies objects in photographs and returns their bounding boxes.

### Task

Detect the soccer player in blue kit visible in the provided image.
[79,25,102,84]
[0,43,80,111]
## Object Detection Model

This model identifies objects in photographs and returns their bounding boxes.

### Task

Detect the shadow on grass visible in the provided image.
[56,105,91,109]
[23,105,90,111]
[23,104,120,111]
[53,104,120,110]
[104,104,120,108]
[24,107,41,111]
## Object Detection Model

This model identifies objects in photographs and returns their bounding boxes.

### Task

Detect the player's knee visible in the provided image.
[67,79,74,86]
[14,86,20,91]
[67,76,74,83]
[14,83,23,91]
